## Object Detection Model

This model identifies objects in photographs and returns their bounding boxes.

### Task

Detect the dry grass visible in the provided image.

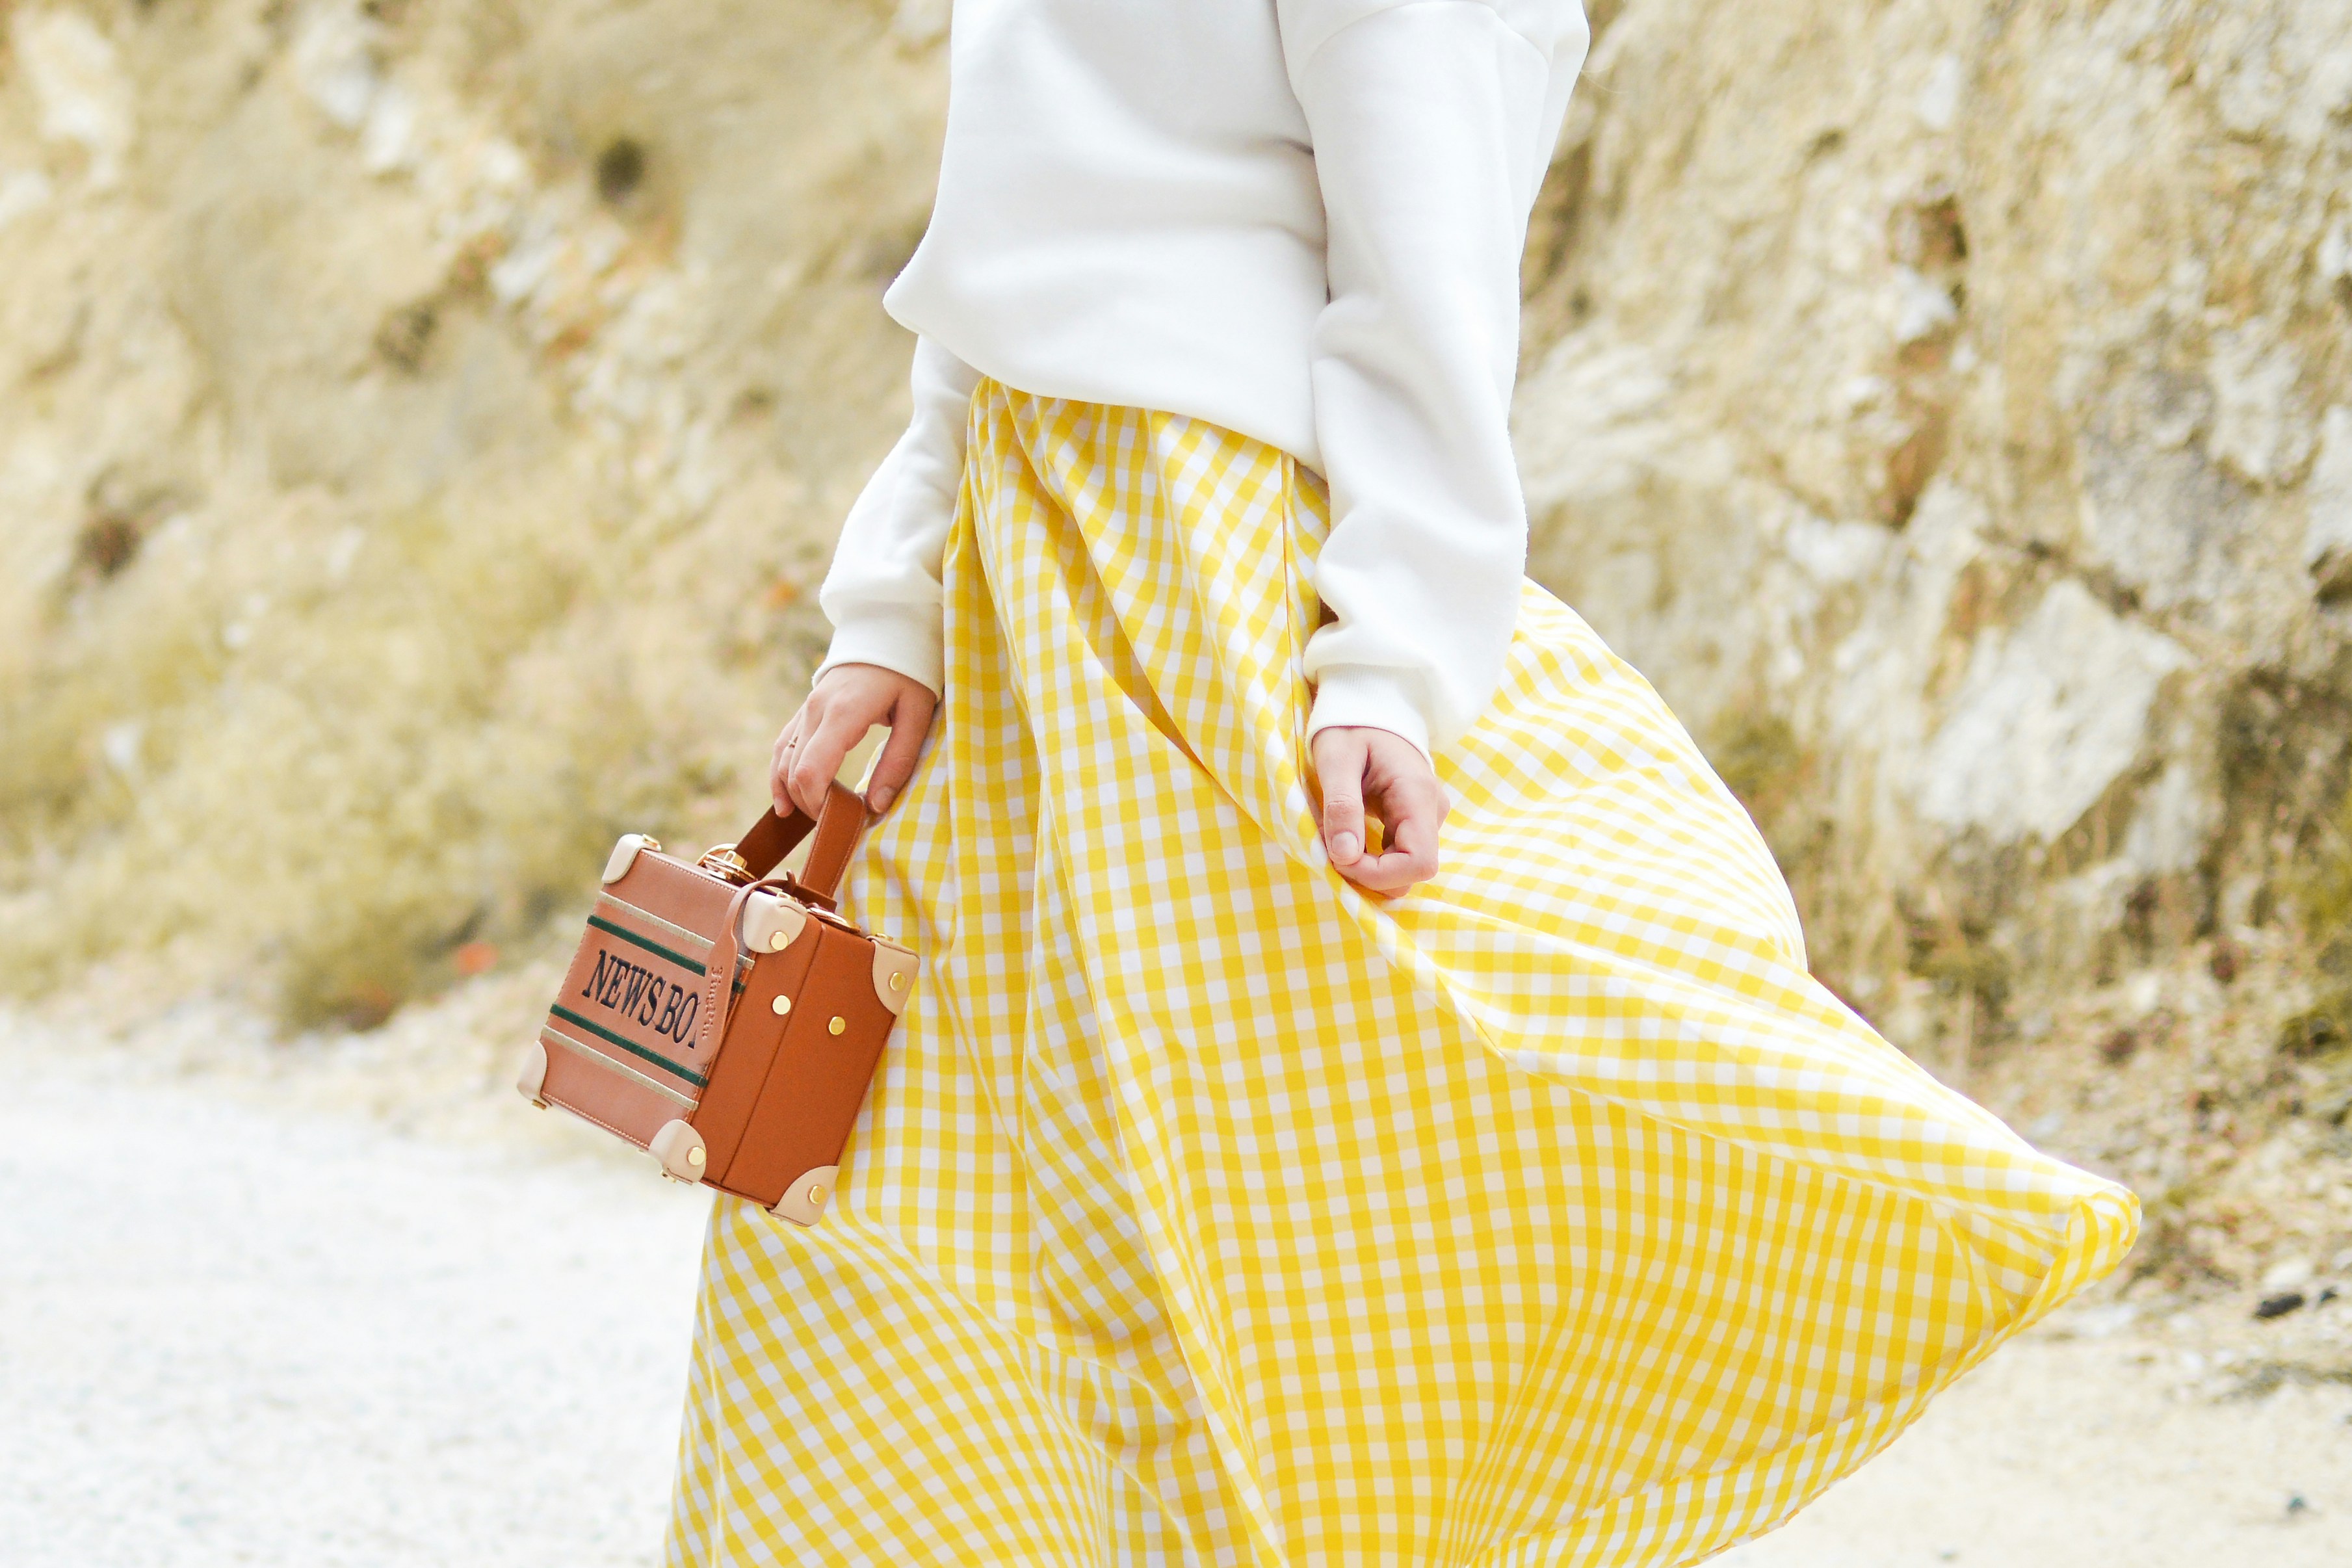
[0,0,928,1030]
[2278,787,2352,1058]
[0,472,839,1028]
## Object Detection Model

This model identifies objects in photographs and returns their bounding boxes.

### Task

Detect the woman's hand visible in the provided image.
[1312,725,1448,895]
[772,664,939,820]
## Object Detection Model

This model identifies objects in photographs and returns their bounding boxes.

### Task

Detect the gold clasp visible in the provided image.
[697,844,754,885]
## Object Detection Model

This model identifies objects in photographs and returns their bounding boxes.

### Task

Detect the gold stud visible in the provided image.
[808,1182,826,1203]
[686,1146,705,1167]
[889,971,906,991]
[771,995,791,1015]
[769,931,791,952]
[828,1015,845,1035]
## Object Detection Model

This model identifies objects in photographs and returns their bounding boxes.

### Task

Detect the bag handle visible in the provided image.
[685,783,870,1067]
[722,781,870,906]
[691,872,788,1068]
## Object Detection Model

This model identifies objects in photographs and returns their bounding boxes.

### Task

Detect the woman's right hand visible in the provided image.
[772,663,939,820]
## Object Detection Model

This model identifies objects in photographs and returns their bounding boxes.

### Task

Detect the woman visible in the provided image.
[666,3,2136,1563]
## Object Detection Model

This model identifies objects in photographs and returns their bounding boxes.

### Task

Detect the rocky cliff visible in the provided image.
[3,0,2348,1125]
[0,0,947,1019]
[1515,0,2352,1080]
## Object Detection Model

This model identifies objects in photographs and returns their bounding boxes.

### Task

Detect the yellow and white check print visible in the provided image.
[664,383,2136,1567]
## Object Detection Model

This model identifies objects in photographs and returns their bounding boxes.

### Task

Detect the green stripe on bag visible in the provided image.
[549,1004,709,1088]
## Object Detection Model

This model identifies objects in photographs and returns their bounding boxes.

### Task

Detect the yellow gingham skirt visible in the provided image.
[664,382,2136,1567]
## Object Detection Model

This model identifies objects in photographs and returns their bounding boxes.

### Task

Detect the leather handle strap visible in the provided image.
[686,784,872,1066]
[690,874,782,1069]
[729,781,870,902]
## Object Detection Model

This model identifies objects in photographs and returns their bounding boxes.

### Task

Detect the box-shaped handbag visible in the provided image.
[516,780,913,1224]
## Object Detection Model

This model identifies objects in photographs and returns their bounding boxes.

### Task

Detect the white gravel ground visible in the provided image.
[6,1025,2351,1567]
[0,1050,711,1567]
[1710,1336,2352,1567]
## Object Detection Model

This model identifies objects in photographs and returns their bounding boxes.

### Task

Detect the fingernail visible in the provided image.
[869,785,896,812]
[1331,831,1359,861]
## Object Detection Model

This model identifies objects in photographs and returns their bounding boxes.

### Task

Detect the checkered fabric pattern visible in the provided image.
[663,384,2137,1567]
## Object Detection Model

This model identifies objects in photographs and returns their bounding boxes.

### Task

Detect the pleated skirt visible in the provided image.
[662,380,2136,1567]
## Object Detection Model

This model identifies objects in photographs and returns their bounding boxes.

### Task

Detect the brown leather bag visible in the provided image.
[516,781,912,1225]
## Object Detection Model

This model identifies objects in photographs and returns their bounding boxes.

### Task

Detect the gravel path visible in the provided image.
[1711,1335,2352,1567]
[1,1052,711,1567]
[6,1036,2350,1566]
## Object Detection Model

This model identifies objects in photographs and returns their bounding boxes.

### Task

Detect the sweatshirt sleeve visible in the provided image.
[810,335,984,696]
[1277,0,1591,761]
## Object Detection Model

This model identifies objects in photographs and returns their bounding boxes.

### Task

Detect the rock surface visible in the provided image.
[1,0,2348,1070]
[1519,0,2352,1061]
[0,0,947,1021]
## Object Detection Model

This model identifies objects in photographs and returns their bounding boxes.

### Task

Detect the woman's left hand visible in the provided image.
[1311,726,1448,895]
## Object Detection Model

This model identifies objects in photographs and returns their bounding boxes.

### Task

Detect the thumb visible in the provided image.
[864,690,936,813]
[1315,729,1370,865]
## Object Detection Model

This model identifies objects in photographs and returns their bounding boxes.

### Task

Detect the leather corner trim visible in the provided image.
[740,893,809,957]
[516,1039,549,1106]
[602,833,657,885]
[649,1118,709,1184]
[771,1164,839,1227]
[871,944,917,1015]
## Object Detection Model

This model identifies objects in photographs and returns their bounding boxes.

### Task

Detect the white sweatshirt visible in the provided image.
[813,0,1592,761]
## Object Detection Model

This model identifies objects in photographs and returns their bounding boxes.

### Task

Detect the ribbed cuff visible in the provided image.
[810,606,945,697]
[1305,664,1435,766]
